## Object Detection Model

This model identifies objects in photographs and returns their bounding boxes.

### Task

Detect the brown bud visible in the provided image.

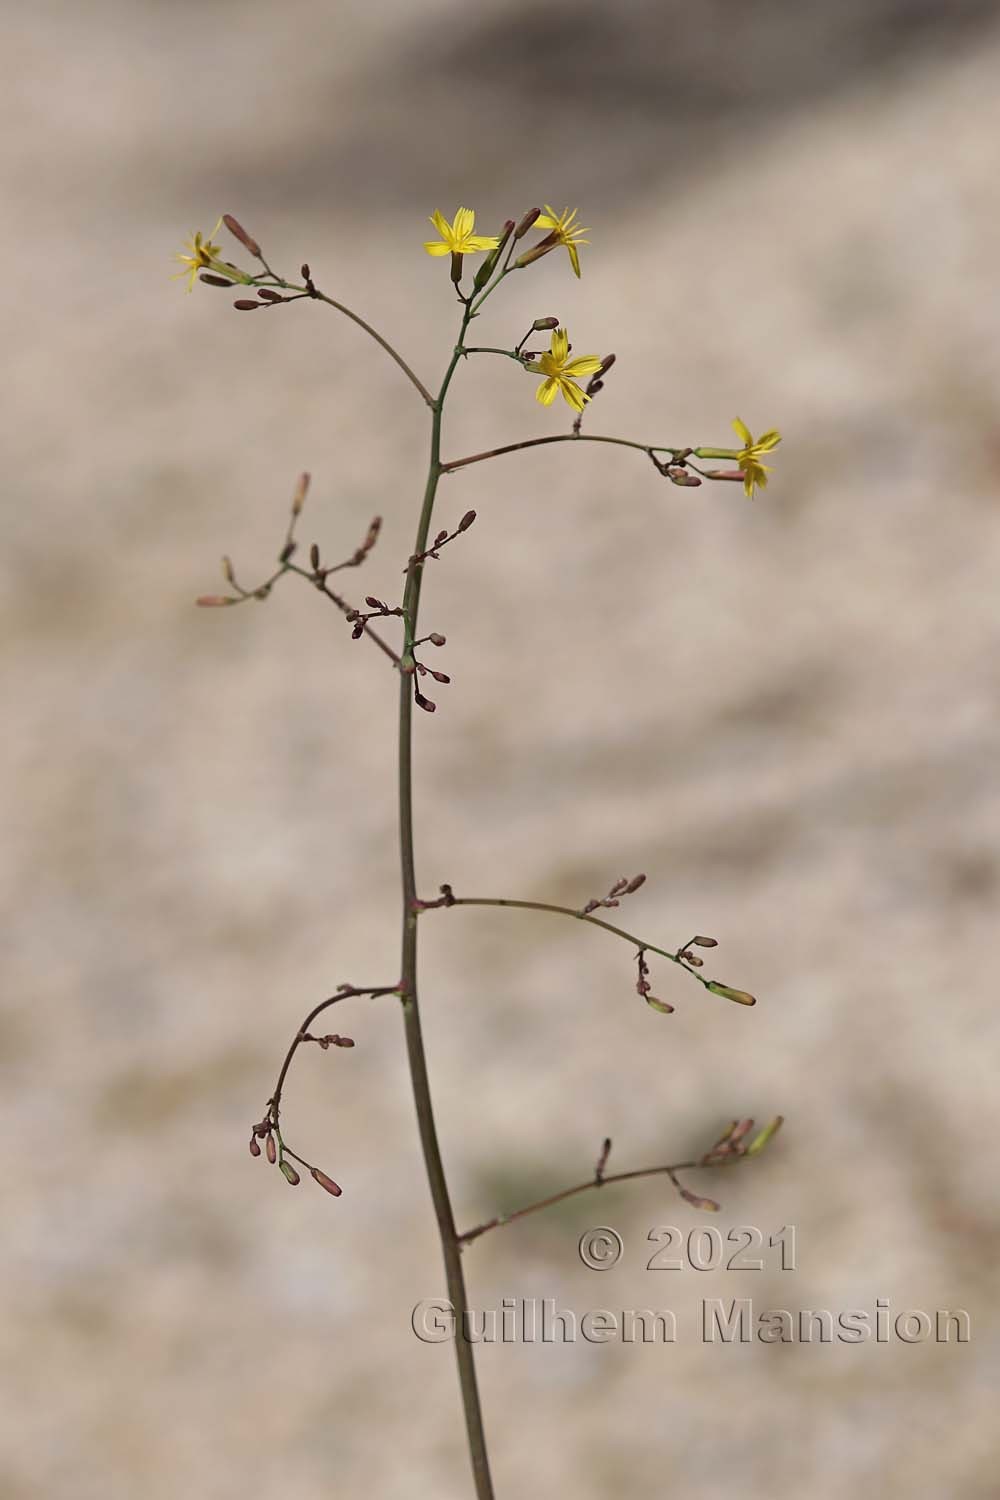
[249,1135,261,1157]
[728,1119,756,1148]
[429,670,450,684]
[434,530,449,546]
[514,234,558,270]
[684,954,704,967]
[195,594,236,607]
[625,873,646,893]
[597,353,617,376]
[257,288,283,303]
[221,555,236,585]
[450,251,464,285]
[532,316,560,330]
[514,208,542,240]
[691,936,718,948]
[414,692,436,713]
[311,1168,343,1197]
[331,1035,355,1048]
[429,633,446,647]
[587,380,604,395]
[233,299,261,311]
[265,1133,277,1164]
[458,510,476,532]
[222,214,261,258]
[291,473,310,516]
[667,467,702,487]
[704,468,746,482]
[309,543,321,571]
[279,1160,301,1186]
[200,273,236,288]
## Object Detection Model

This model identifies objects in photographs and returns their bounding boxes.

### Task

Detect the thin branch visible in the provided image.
[427,894,754,1005]
[440,432,683,474]
[268,983,399,1121]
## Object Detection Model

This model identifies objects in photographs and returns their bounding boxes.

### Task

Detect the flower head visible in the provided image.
[172,218,231,293]
[423,207,499,258]
[732,418,781,498]
[533,205,590,278]
[531,327,603,412]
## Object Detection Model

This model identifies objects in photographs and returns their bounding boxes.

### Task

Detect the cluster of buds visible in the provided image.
[580,872,646,916]
[403,631,451,713]
[406,509,477,571]
[670,1116,784,1212]
[309,514,382,583]
[249,1112,344,1198]
[345,595,405,638]
[636,947,674,1015]
[299,1031,356,1050]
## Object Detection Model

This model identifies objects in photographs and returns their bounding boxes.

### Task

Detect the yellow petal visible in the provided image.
[453,207,474,241]
[754,429,782,452]
[732,417,752,447]
[564,355,602,378]
[423,241,451,256]
[568,243,581,277]
[550,328,569,364]
[536,378,560,406]
[559,379,588,412]
[535,211,557,230]
[464,234,500,253]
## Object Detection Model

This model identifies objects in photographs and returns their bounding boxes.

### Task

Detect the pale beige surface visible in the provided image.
[4,2,1000,1497]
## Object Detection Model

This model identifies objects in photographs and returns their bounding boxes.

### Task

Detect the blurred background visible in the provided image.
[4,1,1000,1495]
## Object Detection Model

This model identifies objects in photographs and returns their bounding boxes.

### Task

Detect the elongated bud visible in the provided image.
[645,994,675,1015]
[595,1137,612,1177]
[667,468,702,487]
[291,472,310,516]
[196,594,236,607]
[221,555,235,585]
[514,208,542,240]
[473,221,515,290]
[680,1189,720,1213]
[310,543,320,571]
[223,214,262,258]
[257,288,283,303]
[414,691,436,713]
[249,1135,261,1157]
[200,273,237,288]
[265,1133,277,1164]
[728,1119,756,1148]
[706,981,756,1007]
[300,263,311,280]
[311,1168,343,1197]
[458,510,476,532]
[233,299,261,311]
[280,1160,300,1186]
[514,233,558,270]
[429,632,446,647]
[450,251,464,286]
[705,468,746,482]
[746,1116,784,1156]
[532,316,560,330]
[691,935,718,948]
[625,873,646,893]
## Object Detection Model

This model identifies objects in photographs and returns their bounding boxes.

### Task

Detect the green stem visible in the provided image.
[398,306,496,1500]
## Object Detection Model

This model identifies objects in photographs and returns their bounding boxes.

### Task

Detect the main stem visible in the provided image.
[397,305,495,1500]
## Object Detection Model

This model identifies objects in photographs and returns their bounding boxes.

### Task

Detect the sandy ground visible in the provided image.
[4,2,1000,1496]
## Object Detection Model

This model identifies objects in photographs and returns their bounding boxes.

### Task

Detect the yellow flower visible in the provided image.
[533,205,590,278]
[532,327,603,412]
[732,417,781,497]
[423,207,499,258]
[172,218,230,293]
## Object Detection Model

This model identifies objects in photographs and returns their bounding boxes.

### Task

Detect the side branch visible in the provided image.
[440,433,681,474]
[419,891,756,1008]
[458,1119,784,1246]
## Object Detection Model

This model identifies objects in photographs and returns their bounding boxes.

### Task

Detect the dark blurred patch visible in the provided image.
[263,0,1000,213]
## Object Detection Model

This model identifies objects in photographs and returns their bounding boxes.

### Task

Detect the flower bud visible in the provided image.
[233,299,261,311]
[257,288,283,303]
[680,1189,720,1212]
[645,994,675,1015]
[265,1133,277,1164]
[223,214,261,259]
[249,1135,261,1157]
[473,221,515,290]
[596,353,617,376]
[195,595,236,607]
[514,233,559,270]
[280,1160,301,1186]
[692,936,718,948]
[706,982,756,1007]
[746,1116,784,1156]
[458,510,476,532]
[291,473,310,516]
[532,317,560,330]
[429,633,446,647]
[200,273,237,288]
[514,208,542,240]
[311,1168,343,1197]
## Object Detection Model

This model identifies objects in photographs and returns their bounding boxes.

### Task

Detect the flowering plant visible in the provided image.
[180,202,784,1500]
